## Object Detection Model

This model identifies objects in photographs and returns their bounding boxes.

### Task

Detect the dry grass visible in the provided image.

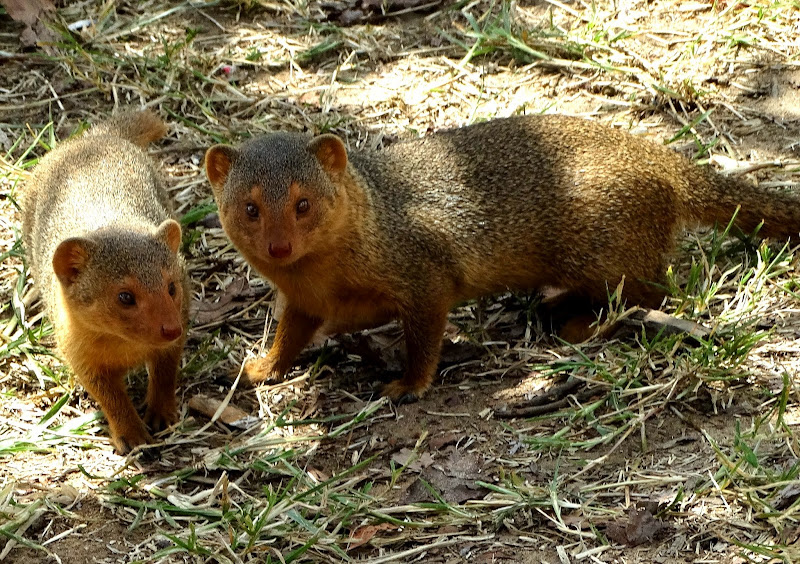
[2,0,800,562]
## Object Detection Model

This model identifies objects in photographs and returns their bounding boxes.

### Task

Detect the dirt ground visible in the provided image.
[2,1,800,563]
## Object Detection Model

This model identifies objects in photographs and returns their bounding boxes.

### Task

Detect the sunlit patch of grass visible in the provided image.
[93,401,400,562]
[441,1,585,67]
[694,371,800,561]
[522,221,792,453]
[0,483,49,557]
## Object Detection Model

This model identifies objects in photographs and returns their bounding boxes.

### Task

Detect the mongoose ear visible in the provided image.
[155,219,182,254]
[308,134,348,174]
[205,145,237,192]
[52,238,96,286]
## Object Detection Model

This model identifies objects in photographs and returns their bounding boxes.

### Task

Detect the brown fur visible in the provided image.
[22,110,189,453]
[204,115,800,401]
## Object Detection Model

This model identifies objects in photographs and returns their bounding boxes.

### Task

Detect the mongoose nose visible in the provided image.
[161,325,182,341]
[268,241,292,259]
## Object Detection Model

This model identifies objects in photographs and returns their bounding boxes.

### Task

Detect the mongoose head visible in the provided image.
[204,132,349,269]
[52,219,185,346]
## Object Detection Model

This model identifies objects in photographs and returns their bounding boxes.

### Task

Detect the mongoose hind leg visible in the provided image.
[144,343,183,433]
[242,305,323,386]
[622,280,667,310]
[382,304,449,403]
[557,313,604,344]
[540,294,604,343]
[545,279,667,343]
[81,369,152,454]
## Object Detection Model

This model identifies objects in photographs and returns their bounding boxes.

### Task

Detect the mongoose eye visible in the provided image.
[245,203,259,219]
[168,282,176,297]
[118,292,136,306]
[296,199,310,215]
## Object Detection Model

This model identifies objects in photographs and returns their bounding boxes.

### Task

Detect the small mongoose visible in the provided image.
[204,114,800,401]
[22,110,189,453]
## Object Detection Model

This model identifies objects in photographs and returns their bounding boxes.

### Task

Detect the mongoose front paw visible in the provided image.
[236,356,287,386]
[112,421,153,455]
[143,402,178,434]
[381,379,428,403]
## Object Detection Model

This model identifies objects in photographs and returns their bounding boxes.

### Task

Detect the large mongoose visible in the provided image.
[204,114,799,402]
[22,110,189,453]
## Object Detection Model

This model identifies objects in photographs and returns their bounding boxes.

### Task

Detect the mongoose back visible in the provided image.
[204,114,800,401]
[22,110,189,453]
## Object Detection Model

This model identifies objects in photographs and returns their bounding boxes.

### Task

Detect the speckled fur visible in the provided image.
[21,111,189,453]
[206,114,800,401]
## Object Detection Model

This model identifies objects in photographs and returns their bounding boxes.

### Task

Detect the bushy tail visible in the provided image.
[88,109,168,148]
[680,165,800,241]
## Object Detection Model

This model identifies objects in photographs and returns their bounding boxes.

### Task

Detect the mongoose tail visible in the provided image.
[683,166,800,240]
[88,109,168,148]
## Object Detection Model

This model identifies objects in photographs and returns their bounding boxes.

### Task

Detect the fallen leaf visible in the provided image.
[192,276,269,325]
[606,507,667,547]
[439,449,486,480]
[400,450,490,504]
[2,0,54,26]
[188,394,255,428]
[192,299,241,326]
[1,0,56,47]
[400,477,433,504]
[347,522,397,550]
[306,467,330,483]
[391,448,435,472]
